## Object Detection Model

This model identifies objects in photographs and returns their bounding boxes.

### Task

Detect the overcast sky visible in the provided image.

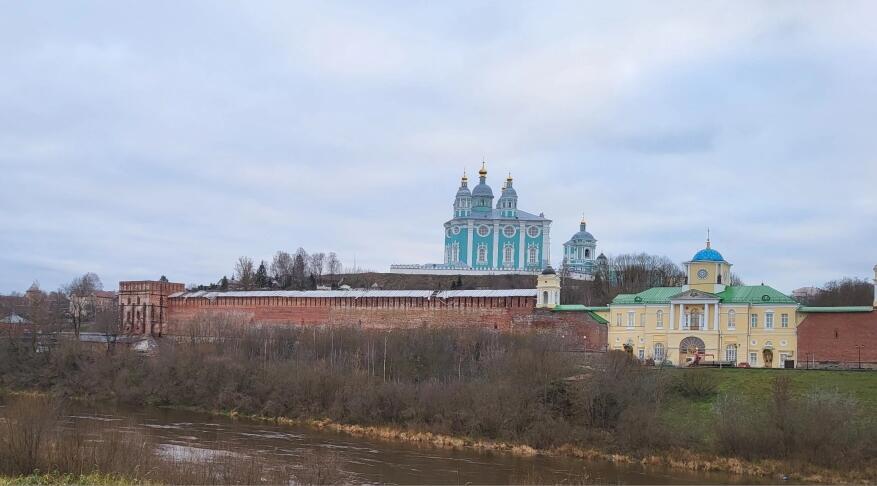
[1,1,876,294]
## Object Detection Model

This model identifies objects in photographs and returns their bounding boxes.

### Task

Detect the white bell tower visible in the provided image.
[536,266,561,309]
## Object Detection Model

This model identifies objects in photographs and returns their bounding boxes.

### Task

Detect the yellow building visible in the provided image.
[605,238,800,368]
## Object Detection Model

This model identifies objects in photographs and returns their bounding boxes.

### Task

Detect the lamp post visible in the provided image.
[854,344,864,370]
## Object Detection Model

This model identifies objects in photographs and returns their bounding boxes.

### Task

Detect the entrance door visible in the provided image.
[679,336,706,366]
[763,349,774,368]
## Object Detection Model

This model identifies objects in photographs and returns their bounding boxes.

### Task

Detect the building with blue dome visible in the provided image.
[604,236,803,368]
[561,217,599,279]
[441,163,551,271]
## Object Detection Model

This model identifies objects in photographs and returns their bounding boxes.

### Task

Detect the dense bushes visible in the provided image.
[1,319,875,477]
[713,375,875,468]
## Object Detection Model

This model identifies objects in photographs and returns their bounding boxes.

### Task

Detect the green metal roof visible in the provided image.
[799,306,874,313]
[551,304,609,324]
[611,285,797,306]
[548,305,609,324]
[715,285,797,305]
[551,305,609,312]
[612,287,684,305]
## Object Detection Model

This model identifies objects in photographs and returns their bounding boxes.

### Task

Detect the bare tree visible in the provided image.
[234,256,256,290]
[65,272,103,338]
[95,301,122,353]
[327,252,342,275]
[803,278,873,306]
[609,253,684,295]
[292,248,308,289]
[308,252,326,283]
[729,273,745,286]
[270,251,294,289]
[25,283,50,352]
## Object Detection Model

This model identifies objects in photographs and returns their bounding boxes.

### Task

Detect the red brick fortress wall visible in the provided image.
[798,310,877,367]
[165,293,607,351]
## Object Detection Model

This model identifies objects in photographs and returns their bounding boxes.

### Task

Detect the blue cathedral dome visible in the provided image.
[692,247,725,262]
[570,229,595,241]
[472,182,493,197]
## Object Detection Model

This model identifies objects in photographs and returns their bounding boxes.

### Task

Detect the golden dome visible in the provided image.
[478,161,487,177]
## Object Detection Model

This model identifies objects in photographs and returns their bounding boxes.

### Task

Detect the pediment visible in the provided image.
[670,289,720,301]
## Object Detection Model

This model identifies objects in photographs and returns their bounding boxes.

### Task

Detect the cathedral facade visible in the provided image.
[442,164,551,271]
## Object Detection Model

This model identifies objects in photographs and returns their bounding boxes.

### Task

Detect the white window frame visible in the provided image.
[654,343,665,361]
[503,244,514,265]
[638,349,645,360]
[728,309,736,330]
[765,312,774,330]
[616,314,622,327]
[640,313,647,328]
[749,352,757,366]
[726,345,737,363]
[477,244,487,264]
[627,312,635,329]
[781,313,789,328]
[656,310,663,329]
[751,313,758,328]
[528,245,538,264]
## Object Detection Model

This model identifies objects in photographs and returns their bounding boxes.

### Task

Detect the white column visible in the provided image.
[714,303,720,331]
[704,303,709,331]
[543,222,551,268]
[492,222,499,269]
[679,304,685,330]
[466,221,473,266]
[518,222,525,270]
[669,303,675,330]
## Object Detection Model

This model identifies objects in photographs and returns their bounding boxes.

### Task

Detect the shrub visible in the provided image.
[672,370,718,400]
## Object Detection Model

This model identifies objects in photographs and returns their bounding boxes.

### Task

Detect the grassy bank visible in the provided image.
[0,472,138,486]
[1,321,876,483]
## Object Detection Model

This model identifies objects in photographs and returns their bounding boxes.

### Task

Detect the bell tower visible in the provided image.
[685,232,732,294]
[536,266,561,309]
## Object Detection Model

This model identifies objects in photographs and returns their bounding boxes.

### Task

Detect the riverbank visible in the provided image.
[1,389,874,485]
[2,327,875,484]
[212,407,875,484]
[0,473,138,486]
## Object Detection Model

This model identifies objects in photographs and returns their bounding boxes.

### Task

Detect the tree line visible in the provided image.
[192,248,343,291]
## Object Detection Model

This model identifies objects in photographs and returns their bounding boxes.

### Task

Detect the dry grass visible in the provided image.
[0,396,306,485]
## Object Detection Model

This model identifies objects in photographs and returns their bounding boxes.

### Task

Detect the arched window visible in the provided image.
[503,244,514,265]
[543,291,548,304]
[728,309,736,329]
[528,246,538,264]
[477,245,487,264]
[654,343,665,361]
[585,249,590,258]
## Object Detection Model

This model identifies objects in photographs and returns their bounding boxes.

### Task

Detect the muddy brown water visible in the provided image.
[5,401,782,484]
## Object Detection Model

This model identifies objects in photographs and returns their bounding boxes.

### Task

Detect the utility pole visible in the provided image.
[854,344,864,369]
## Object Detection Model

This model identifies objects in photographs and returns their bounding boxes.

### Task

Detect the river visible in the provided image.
[3,401,773,485]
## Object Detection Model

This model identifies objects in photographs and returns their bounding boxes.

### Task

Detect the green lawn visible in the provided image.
[659,368,877,435]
